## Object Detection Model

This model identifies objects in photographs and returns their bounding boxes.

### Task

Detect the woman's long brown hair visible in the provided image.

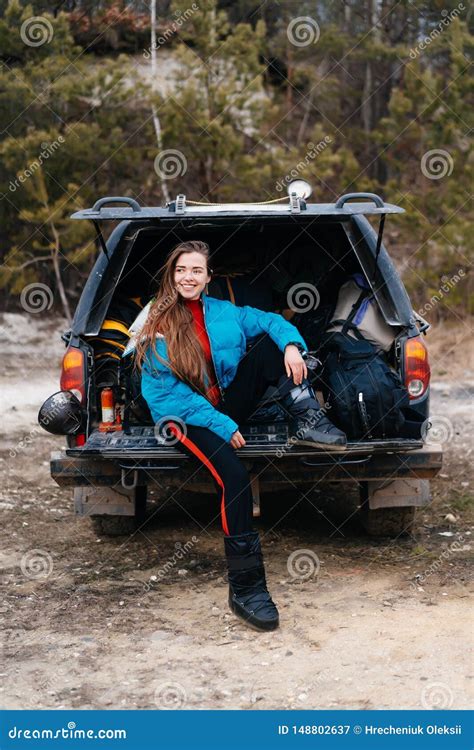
[134,241,213,397]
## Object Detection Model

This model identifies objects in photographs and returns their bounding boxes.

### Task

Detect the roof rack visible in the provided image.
[70,192,404,222]
[169,192,307,215]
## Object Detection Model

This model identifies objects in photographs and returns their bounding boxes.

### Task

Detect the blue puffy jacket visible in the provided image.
[141,292,308,443]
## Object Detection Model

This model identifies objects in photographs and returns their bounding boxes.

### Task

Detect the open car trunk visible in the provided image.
[68,210,424,462]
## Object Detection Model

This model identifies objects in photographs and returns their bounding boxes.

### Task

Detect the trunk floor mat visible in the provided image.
[66,425,423,458]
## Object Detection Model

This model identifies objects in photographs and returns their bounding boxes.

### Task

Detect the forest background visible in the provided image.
[0,0,472,322]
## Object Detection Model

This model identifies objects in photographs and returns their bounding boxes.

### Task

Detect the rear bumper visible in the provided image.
[50,442,443,490]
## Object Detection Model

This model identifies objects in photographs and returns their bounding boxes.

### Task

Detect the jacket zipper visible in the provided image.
[201,297,225,402]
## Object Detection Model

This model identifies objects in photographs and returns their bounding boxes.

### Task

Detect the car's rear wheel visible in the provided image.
[360,505,416,537]
[89,486,147,537]
[90,514,137,537]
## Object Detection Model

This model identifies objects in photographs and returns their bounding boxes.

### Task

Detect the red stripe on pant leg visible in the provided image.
[169,424,230,536]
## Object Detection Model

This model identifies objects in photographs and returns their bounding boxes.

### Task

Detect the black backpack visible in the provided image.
[319,331,409,441]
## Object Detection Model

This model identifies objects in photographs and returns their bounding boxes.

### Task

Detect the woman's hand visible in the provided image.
[230,430,246,449]
[284,344,307,385]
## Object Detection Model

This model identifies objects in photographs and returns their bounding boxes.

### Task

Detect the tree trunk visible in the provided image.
[361,60,372,135]
[342,2,352,96]
[49,221,72,323]
[204,154,214,198]
[286,40,293,111]
[297,55,330,144]
[361,0,384,179]
[150,0,170,204]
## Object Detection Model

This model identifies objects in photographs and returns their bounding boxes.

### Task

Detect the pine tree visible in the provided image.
[373,17,473,317]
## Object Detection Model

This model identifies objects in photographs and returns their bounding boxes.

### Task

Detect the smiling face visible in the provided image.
[173,251,211,301]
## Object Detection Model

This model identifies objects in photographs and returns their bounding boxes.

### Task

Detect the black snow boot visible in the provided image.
[224,531,279,631]
[279,377,347,451]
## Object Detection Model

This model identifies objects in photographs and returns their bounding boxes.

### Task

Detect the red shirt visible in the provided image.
[184,298,221,406]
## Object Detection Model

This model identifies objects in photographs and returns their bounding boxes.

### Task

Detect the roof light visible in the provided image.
[287,180,312,200]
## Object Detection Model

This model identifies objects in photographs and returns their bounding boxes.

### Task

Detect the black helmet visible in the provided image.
[38,391,87,435]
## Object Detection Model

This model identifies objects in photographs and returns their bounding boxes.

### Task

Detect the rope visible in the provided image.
[185,196,290,206]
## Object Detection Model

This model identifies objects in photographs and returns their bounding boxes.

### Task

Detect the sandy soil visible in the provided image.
[0,313,472,710]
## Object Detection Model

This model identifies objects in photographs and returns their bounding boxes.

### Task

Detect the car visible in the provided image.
[39,184,442,538]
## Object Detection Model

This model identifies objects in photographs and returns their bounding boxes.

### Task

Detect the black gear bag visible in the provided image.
[320,331,409,440]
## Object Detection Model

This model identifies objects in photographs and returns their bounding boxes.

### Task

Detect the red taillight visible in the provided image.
[60,346,86,403]
[404,336,430,399]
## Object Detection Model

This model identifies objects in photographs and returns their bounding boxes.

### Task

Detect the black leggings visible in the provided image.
[168,334,290,536]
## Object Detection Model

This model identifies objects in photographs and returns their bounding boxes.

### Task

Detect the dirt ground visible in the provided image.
[0,312,472,711]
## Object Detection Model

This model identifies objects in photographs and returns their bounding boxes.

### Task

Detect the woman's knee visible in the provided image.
[181,432,249,490]
[169,422,250,493]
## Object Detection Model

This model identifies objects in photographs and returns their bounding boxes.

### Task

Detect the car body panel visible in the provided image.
[51,443,442,490]
[46,192,441,511]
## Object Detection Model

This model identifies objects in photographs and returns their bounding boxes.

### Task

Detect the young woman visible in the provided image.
[135,241,346,631]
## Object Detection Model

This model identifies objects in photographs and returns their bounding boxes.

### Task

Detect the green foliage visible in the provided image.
[0,0,472,319]
[373,18,473,317]
[0,0,74,64]
[153,0,273,199]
